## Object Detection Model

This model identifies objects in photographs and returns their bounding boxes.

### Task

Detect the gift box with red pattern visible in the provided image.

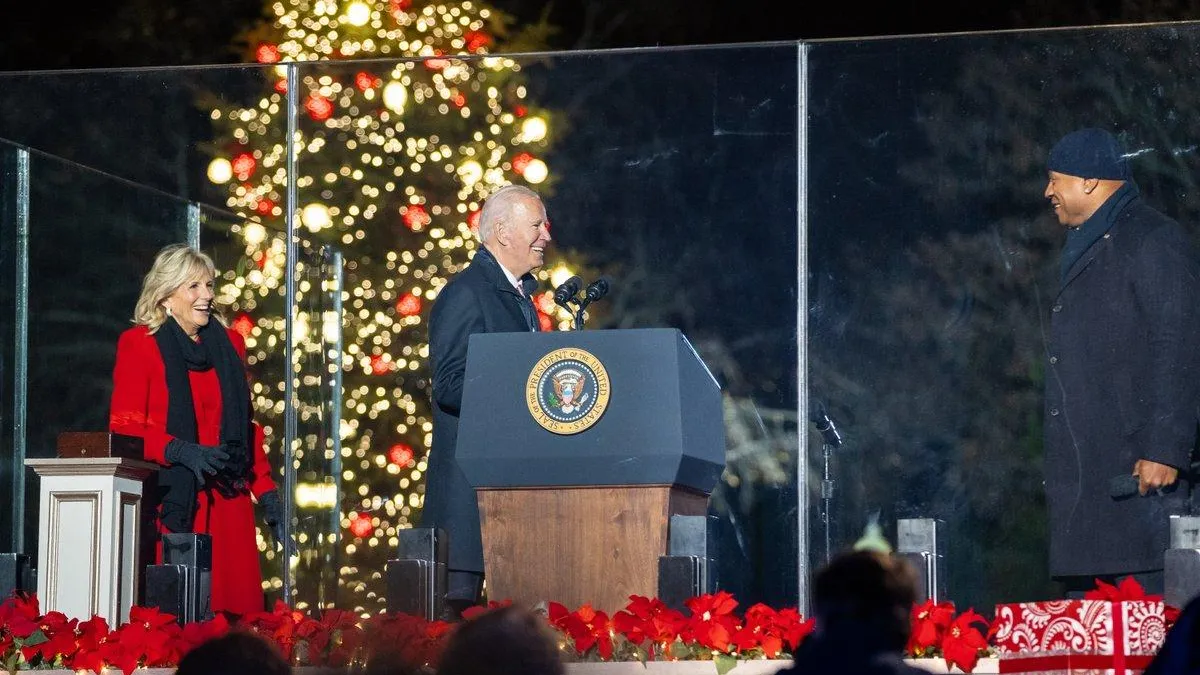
[990,579,1172,675]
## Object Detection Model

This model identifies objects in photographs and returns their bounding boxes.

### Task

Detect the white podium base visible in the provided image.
[26,457,157,624]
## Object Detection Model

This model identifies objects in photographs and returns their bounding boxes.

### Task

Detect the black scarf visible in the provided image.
[154,316,253,532]
[1061,181,1140,282]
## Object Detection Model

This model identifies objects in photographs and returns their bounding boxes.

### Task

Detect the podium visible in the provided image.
[26,433,156,624]
[456,328,725,611]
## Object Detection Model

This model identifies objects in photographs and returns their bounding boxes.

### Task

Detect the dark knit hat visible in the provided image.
[1047,128,1131,180]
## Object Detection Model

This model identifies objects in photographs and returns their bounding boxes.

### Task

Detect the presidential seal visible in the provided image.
[526,347,611,434]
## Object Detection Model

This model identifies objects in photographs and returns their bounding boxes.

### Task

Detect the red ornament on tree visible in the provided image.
[274,79,288,94]
[511,152,534,175]
[232,152,256,180]
[255,43,281,64]
[349,514,374,538]
[354,71,380,91]
[401,204,431,232]
[305,94,334,122]
[537,311,553,332]
[464,30,492,52]
[514,105,527,117]
[467,210,481,233]
[388,443,414,467]
[369,354,392,375]
[451,93,466,108]
[232,313,255,338]
[255,198,276,215]
[423,52,450,71]
[388,0,412,17]
[395,292,422,317]
[534,292,555,314]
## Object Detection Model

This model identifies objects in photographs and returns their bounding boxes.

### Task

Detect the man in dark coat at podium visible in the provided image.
[1041,128,1200,595]
[426,184,550,614]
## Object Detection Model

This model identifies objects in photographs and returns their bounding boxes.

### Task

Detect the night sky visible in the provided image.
[3,0,1200,70]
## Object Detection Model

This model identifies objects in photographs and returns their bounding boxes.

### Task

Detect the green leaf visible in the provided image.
[714,653,738,675]
[16,629,47,648]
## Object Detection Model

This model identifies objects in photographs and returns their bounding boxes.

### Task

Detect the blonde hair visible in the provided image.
[133,244,224,333]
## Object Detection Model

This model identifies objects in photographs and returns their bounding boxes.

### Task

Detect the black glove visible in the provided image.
[258,490,287,546]
[164,439,230,482]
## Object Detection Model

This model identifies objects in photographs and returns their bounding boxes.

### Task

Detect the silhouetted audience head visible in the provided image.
[176,630,290,675]
[1144,593,1200,675]
[437,606,565,675]
[812,549,919,651]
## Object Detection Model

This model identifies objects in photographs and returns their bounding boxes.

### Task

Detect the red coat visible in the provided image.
[109,324,277,615]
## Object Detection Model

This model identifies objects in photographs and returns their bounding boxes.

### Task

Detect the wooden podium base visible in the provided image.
[477,485,707,613]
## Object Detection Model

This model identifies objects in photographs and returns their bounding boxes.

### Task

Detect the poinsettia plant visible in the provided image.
[906,599,995,674]
[0,591,817,675]
[547,592,815,675]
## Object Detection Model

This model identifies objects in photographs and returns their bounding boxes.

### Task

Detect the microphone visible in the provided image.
[1109,475,1140,500]
[809,401,843,448]
[1109,474,1175,499]
[584,277,610,303]
[553,276,582,309]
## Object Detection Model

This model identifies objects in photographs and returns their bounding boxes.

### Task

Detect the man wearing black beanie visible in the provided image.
[1042,127,1200,595]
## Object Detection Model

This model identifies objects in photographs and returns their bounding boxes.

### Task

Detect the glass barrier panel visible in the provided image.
[18,147,193,557]
[290,243,344,612]
[0,142,24,554]
[805,24,1200,611]
[202,203,344,611]
[292,44,802,612]
[0,65,282,210]
[201,212,293,606]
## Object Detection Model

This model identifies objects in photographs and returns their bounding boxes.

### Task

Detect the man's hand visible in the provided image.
[1133,459,1179,496]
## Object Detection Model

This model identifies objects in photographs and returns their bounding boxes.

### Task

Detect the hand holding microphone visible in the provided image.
[1109,459,1180,499]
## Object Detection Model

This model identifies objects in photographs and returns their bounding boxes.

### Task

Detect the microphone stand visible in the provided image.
[811,404,843,565]
[821,439,835,565]
[572,297,592,330]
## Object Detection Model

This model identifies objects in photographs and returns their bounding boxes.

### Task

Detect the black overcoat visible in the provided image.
[425,246,538,573]
[1045,195,1200,577]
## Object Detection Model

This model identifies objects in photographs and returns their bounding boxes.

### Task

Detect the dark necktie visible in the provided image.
[518,292,539,332]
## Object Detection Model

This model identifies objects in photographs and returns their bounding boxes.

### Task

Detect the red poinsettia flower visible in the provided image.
[610,597,686,658]
[0,592,41,638]
[683,592,740,652]
[612,595,670,647]
[772,607,815,652]
[941,608,990,673]
[548,602,614,659]
[1084,575,1158,602]
[68,616,112,672]
[313,609,364,667]
[100,606,182,674]
[907,600,955,656]
[177,614,231,658]
[368,611,451,668]
[21,611,78,664]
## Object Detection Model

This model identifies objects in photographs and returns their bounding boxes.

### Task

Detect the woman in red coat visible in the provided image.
[109,243,283,616]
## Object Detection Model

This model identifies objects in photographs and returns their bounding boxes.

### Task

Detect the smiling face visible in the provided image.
[1044,171,1095,227]
[495,195,551,277]
[162,270,215,338]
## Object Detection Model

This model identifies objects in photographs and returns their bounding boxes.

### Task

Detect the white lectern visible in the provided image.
[25,456,157,624]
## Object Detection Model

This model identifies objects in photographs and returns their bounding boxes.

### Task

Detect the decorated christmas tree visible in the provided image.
[202,0,577,612]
